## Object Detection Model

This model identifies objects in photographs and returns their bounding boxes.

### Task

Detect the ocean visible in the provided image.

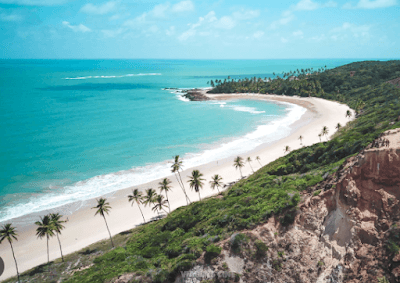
[0,59,359,224]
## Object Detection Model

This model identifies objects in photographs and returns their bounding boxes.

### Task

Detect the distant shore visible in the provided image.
[0,92,354,281]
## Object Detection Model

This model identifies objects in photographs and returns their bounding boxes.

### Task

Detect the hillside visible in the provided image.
[2,60,400,283]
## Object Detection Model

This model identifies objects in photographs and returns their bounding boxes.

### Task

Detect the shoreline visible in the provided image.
[0,94,354,281]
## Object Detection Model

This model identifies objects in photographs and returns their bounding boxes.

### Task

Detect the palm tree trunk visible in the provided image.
[165,191,171,213]
[9,241,20,283]
[257,160,262,167]
[178,171,191,204]
[56,233,64,262]
[198,190,201,201]
[175,173,189,205]
[239,167,243,178]
[102,215,114,248]
[137,202,146,223]
[46,235,50,265]
[249,163,254,173]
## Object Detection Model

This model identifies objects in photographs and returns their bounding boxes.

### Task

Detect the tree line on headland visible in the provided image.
[2,60,400,283]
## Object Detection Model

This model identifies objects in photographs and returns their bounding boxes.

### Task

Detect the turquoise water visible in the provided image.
[0,59,359,223]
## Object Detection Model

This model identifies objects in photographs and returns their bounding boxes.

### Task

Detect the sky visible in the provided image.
[0,0,399,59]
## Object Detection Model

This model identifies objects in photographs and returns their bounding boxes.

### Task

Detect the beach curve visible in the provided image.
[0,93,354,281]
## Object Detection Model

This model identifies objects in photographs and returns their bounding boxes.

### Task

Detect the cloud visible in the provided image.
[150,3,170,18]
[62,21,91,33]
[178,8,258,41]
[330,22,371,40]
[281,37,288,43]
[215,16,236,29]
[172,0,194,13]
[178,29,196,41]
[343,0,397,9]
[232,9,260,20]
[0,0,67,5]
[271,0,337,29]
[166,26,176,36]
[293,30,304,38]
[253,30,264,39]
[293,0,320,10]
[80,1,118,15]
[101,28,124,38]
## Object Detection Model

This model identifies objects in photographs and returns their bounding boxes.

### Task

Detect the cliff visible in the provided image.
[176,129,400,283]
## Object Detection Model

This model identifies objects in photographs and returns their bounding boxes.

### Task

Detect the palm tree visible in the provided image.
[209,174,223,194]
[171,155,191,205]
[188,169,205,201]
[298,135,303,145]
[321,126,329,141]
[159,178,172,213]
[346,110,352,118]
[336,123,342,131]
[35,215,55,265]
[318,133,322,142]
[0,224,20,282]
[284,146,291,154]
[143,188,157,208]
[49,213,66,262]
[247,157,254,173]
[233,156,245,178]
[256,156,262,167]
[128,188,146,223]
[152,194,169,215]
[92,198,114,248]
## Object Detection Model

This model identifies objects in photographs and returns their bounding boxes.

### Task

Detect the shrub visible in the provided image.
[204,244,222,263]
[254,240,268,257]
[230,233,247,252]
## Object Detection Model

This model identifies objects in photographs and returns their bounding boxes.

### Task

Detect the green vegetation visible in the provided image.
[35,215,56,264]
[159,178,173,213]
[4,60,400,283]
[313,189,321,196]
[49,213,66,262]
[254,240,268,257]
[92,198,114,248]
[233,156,245,178]
[172,155,191,205]
[204,244,222,263]
[0,224,20,282]
[209,174,224,194]
[127,188,146,223]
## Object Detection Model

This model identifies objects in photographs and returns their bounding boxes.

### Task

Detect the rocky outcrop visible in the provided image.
[178,129,400,283]
[183,89,211,101]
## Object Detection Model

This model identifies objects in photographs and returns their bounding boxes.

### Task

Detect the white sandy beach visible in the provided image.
[0,94,354,281]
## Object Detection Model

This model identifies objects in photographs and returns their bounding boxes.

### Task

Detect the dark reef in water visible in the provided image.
[183,89,210,101]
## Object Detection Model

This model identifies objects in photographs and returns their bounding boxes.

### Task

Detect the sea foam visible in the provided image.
[0,100,306,224]
[64,73,162,80]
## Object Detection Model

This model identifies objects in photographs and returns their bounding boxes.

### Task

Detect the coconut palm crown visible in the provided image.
[171,155,191,204]
[92,197,114,248]
[49,213,66,262]
[233,156,245,178]
[152,194,169,215]
[35,215,55,265]
[128,188,146,223]
[188,169,205,201]
[159,178,172,213]
[209,174,224,194]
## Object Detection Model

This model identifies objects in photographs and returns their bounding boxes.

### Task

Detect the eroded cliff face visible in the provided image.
[175,129,400,283]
